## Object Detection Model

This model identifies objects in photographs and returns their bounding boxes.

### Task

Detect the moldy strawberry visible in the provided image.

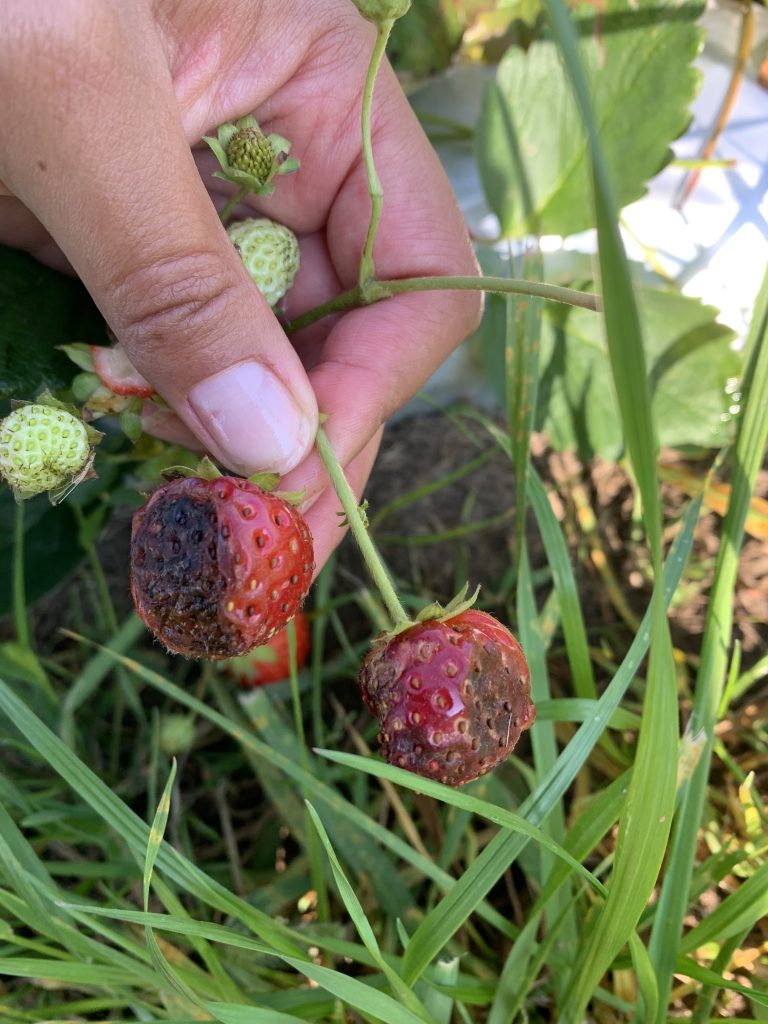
[130,465,313,659]
[359,608,535,786]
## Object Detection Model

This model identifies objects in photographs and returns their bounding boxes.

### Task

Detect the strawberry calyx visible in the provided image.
[158,461,306,506]
[374,582,482,643]
[161,456,222,483]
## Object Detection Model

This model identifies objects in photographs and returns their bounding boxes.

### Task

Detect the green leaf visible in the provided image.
[0,245,106,399]
[538,288,739,459]
[475,0,703,237]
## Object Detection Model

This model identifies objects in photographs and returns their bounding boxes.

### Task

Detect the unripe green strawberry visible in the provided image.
[225,125,276,187]
[0,403,92,500]
[227,218,300,306]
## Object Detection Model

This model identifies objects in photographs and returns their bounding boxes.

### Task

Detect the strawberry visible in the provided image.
[227,218,300,307]
[130,474,314,659]
[225,123,277,185]
[224,610,310,688]
[0,397,99,502]
[89,343,154,398]
[359,609,535,787]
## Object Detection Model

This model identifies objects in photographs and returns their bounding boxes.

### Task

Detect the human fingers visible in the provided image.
[0,0,317,477]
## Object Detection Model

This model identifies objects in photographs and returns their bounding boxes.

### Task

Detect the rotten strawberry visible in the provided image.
[359,609,535,787]
[130,474,314,659]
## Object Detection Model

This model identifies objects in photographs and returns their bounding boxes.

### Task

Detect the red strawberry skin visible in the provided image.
[90,343,155,397]
[224,610,311,687]
[130,476,313,659]
[359,610,535,787]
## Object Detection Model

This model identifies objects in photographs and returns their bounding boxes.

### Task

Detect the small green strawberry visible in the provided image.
[226,124,276,184]
[204,115,299,197]
[0,395,101,502]
[227,218,300,306]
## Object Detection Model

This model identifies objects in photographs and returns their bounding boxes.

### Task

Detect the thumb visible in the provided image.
[1,7,317,478]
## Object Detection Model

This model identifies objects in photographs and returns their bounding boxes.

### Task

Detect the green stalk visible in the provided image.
[219,186,249,226]
[284,276,600,334]
[13,501,30,649]
[314,426,407,630]
[358,18,394,287]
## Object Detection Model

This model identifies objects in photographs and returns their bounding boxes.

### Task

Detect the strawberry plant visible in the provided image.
[0,1,767,1022]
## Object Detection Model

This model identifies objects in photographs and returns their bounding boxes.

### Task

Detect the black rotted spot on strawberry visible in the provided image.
[131,492,237,658]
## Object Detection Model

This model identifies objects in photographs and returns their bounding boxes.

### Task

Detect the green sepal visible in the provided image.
[58,342,95,373]
[83,423,105,447]
[160,456,222,483]
[272,487,307,507]
[248,471,281,492]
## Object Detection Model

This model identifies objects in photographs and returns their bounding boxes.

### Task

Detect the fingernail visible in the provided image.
[188,360,315,476]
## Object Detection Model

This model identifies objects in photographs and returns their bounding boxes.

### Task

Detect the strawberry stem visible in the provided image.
[284,275,601,334]
[219,185,249,226]
[315,425,409,630]
[358,18,395,289]
[13,501,30,650]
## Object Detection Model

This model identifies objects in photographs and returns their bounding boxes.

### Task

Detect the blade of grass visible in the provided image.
[540,2,680,1017]
[206,1005,309,1024]
[59,612,147,748]
[488,771,630,1024]
[142,760,206,1011]
[287,620,331,926]
[0,680,306,959]
[675,957,768,1009]
[279,955,437,1024]
[527,466,597,701]
[517,546,576,982]
[305,801,436,1023]
[316,750,607,898]
[678,857,768,955]
[648,266,768,1019]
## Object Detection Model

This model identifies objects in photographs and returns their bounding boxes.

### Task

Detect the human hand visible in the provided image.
[0,0,481,570]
